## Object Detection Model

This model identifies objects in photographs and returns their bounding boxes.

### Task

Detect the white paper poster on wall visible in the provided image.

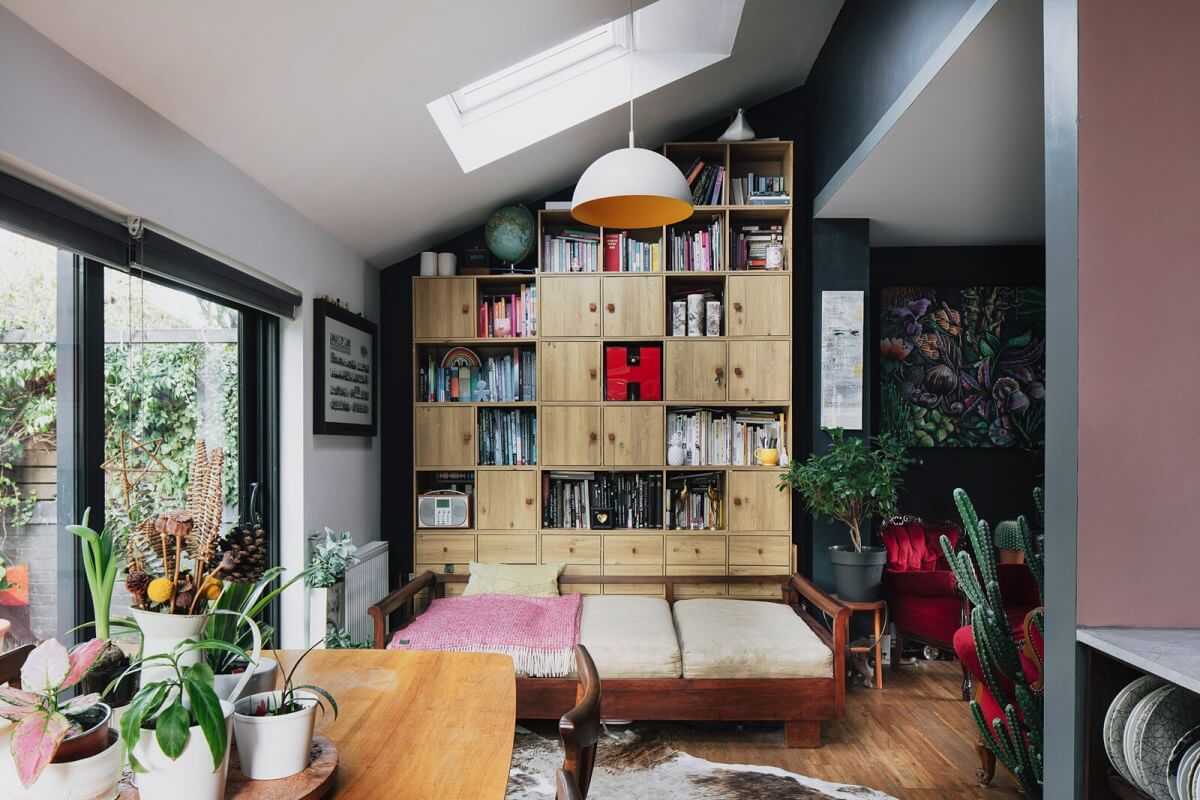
[324,316,374,426]
[820,290,864,430]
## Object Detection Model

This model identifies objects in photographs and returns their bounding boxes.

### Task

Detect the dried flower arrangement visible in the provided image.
[124,441,269,614]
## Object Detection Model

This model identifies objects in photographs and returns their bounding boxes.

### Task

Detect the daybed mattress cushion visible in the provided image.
[576,595,682,679]
[672,598,833,679]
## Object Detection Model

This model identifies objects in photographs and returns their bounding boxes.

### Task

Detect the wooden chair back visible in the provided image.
[555,769,583,800]
[0,644,34,687]
[558,644,601,799]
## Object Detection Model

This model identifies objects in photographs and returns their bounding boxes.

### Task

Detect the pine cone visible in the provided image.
[126,570,151,598]
[219,522,270,583]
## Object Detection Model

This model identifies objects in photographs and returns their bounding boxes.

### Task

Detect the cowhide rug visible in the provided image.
[506,726,897,800]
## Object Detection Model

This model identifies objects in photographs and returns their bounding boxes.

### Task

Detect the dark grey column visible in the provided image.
[808,219,871,589]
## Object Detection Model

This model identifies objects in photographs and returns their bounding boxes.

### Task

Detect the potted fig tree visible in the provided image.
[232,641,338,780]
[779,428,911,601]
[0,638,124,800]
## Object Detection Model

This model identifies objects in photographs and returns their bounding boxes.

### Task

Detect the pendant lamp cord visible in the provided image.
[628,0,635,149]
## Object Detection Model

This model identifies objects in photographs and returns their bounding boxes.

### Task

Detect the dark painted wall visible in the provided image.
[869,246,1045,530]
[805,0,979,196]
[808,219,871,588]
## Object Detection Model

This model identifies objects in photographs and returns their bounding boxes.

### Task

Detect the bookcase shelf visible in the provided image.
[411,140,795,597]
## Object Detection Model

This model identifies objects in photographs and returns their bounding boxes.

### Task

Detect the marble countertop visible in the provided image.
[1078,627,1200,695]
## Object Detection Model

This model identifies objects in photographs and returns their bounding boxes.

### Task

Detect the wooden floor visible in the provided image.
[554,659,1024,799]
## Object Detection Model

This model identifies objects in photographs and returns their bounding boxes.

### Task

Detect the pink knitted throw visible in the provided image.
[388,593,583,677]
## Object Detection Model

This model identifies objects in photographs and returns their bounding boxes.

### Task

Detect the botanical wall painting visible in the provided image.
[880,286,1045,448]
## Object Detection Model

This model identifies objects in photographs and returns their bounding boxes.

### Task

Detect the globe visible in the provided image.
[484,205,535,264]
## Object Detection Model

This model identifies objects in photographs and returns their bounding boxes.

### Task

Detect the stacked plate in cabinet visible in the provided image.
[1106,675,1200,799]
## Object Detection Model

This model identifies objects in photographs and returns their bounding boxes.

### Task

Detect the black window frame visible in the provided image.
[2,222,282,646]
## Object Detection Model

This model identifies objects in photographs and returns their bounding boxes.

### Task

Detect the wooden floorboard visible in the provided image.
[524,659,1023,799]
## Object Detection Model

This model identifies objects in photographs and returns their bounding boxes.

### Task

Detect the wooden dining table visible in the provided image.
[277,648,516,799]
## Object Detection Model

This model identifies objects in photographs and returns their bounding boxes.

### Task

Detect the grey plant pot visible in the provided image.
[828,545,887,602]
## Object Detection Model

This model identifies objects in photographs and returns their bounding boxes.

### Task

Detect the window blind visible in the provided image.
[0,169,301,318]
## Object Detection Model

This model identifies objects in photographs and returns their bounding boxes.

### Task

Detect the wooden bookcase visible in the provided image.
[411,141,796,599]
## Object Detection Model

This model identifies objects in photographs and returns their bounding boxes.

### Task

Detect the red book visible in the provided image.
[685,159,705,186]
[478,302,487,337]
[604,234,621,271]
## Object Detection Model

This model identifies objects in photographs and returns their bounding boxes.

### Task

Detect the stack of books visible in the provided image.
[478,285,536,337]
[734,224,784,270]
[420,349,535,403]
[478,408,537,466]
[603,232,661,272]
[423,471,475,496]
[542,471,593,528]
[593,472,662,529]
[667,409,784,465]
[543,229,601,272]
[667,472,724,530]
[684,158,725,206]
[541,471,664,529]
[668,217,723,271]
[730,173,789,205]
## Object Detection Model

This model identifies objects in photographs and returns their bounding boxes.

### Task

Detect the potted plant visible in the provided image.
[67,509,139,708]
[305,528,358,646]
[205,562,314,701]
[119,638,248,800]
[232,641,338,780]
[0,638,123,799]
[779,428,912,601]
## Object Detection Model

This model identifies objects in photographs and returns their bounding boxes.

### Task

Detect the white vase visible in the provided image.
[212,659,277,704]
[232,690,319,780]
[131,609,209,686]
[667,435,686,467]
[131,700,234,800]
[0,730,122,800]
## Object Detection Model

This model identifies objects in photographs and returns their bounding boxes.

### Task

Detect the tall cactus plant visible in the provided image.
[940,488,1044,797]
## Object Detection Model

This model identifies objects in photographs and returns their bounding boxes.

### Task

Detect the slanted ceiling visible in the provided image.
[1,0,842,267]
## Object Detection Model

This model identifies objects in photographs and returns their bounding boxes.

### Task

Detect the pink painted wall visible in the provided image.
[1077,1,1200,627]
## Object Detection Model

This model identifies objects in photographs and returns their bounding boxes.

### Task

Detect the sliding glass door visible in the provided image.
[0,224,279,650]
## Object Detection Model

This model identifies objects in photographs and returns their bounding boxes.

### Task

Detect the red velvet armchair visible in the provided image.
[881,518,1042,700]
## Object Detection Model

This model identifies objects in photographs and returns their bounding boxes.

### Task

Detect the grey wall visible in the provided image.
[0,6,381,647]
[805,0,987,198]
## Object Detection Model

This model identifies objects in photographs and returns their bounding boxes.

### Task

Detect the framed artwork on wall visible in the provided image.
[880,286,1046,448]
[313,298,377,436]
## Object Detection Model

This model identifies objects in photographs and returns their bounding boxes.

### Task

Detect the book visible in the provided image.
[668,217,723,271]
[543,229,601,272]
[542,471,662,529]
[667,472,723,530]
[479,284,537,336]
[667,408,782,465]
[478,408,537,466]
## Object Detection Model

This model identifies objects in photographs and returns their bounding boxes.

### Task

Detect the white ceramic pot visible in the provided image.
[131,609,209,686]
[212,659,277,704]
[419,251,437,276]
[233,691,319,780]
[0,729,123,800]
[437,252,457,276]
[131,700,234,800]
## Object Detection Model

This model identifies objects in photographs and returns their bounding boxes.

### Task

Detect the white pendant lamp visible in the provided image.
[571,6,693,229]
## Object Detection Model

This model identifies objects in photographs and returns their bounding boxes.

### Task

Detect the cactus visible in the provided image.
[939,488,1044,797]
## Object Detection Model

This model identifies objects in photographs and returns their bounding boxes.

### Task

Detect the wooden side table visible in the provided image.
[832,595,887,689]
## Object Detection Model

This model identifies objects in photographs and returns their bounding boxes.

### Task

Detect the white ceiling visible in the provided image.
[815,0,1044,246]
[2,0,842,267]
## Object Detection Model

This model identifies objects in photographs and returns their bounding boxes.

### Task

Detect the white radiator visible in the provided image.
[307,538,389,646]
[344,541,389,644]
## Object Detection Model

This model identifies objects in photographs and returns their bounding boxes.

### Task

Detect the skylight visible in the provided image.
[428,0,745,173]
[450,19,629,122]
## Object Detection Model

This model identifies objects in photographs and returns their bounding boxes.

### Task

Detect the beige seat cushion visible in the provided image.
[672,598,833,679]
[576,595,682,679]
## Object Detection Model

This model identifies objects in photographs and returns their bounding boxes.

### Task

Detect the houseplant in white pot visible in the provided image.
[305,528,358,647]
[233,641,338,780]
[119,638,250,800]
[205,561,315,701]
[0,638,123,800]
[779,428,912,601]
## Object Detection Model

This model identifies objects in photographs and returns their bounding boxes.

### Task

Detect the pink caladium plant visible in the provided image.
[0,638,108,787]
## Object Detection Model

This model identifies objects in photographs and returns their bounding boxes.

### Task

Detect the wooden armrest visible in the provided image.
[368,570,436,648]
[789,573,850,716]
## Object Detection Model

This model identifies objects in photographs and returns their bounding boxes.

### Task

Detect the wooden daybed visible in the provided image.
[368,572,849,747]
